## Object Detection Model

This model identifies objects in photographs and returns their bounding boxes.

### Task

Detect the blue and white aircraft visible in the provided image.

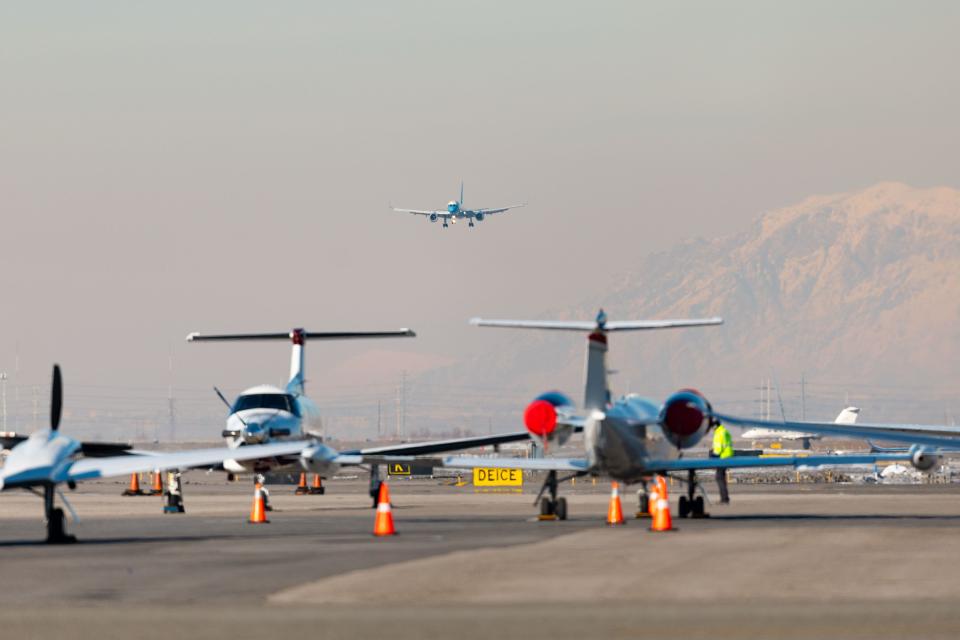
[392,183,525,228]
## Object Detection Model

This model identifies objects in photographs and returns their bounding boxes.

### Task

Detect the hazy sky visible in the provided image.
[1,2,958,436]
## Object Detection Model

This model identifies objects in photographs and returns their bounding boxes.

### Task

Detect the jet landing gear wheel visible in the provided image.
[679,470,709,519]
[536,471,568,520]
[555,497,568,520]
[539,497,568,520]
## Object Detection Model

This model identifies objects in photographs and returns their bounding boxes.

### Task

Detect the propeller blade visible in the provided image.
[51,364,63,431]
[214,387,246,426]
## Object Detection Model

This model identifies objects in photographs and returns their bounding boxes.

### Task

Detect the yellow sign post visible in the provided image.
[388,463,412,476]
[472,468,523,487]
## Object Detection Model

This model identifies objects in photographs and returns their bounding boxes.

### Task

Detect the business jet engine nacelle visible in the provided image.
[659,389,713,449]
[474,212,485,222]
[429,212,438,222]
[911,448,940,472]
[523,391,576,447]
[299,442,341,476]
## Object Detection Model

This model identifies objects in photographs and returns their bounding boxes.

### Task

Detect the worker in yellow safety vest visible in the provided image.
[710,421,734,503]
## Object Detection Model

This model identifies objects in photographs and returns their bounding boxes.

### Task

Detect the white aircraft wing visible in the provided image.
[57,441,309,483]
[471,203,526,216]
[715,413,960,450]
[392,207,450,218]
[643,452,913,474]
[440,455,590,472]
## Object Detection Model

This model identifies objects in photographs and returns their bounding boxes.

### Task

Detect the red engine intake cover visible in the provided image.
[524,399,558,437]
[659,389,712,449]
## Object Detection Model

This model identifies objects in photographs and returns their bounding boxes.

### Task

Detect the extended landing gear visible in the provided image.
[369,465,382,508]
[636,481,650,517]
[535,470,568,520]
[677,470,708,519]
[442,222,449,229]
[468,221,475,228]
[44,485,76,544]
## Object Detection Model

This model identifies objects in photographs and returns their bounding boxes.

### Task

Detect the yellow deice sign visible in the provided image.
[473,467,523,487]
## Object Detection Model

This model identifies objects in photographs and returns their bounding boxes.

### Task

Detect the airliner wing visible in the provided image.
[58,441,309,483]
[392,207,450,218]
[715,413,960,450]
[643,452,913,473]
[471,203,526,216]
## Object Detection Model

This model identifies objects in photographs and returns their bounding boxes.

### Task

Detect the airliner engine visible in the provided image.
[659,389,714,449]
[475,212,485,222]
[911,448,940,471]
[429,212,438,222]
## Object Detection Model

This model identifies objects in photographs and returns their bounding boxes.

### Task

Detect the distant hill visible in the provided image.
[420,182,960,428]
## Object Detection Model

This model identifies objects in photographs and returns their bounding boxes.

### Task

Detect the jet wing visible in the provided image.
[344,426,584,457]
[643,452,913,473]
[392,207,450,218]
[57,441,309,483]
[471,204,526,216]
[439,455,590,472]
[714,413,960,450]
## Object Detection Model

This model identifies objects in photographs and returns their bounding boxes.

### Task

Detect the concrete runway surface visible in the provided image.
[1,475,960,639]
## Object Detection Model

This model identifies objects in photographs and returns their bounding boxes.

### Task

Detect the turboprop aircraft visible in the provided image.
[187,327,541,505]
[438,310,959,520]
[391,182,525,228]
[0,365,313,543]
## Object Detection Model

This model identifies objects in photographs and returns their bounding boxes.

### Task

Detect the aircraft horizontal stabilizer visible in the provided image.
[187,329,415,342]
[469,317,723,332]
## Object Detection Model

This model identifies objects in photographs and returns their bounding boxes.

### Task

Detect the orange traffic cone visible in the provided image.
[656,474,669,500]
[648,484,661,519]
[309,474,325,495]
[122,473,144,496]
[373,482,397,536]
[606,482,626,525]
[248,483,270,524]
[650,494,674,532]
[150,471,163,496]
[295,472,309,495]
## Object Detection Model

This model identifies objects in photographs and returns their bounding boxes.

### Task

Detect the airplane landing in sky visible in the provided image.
[391,182,525,228]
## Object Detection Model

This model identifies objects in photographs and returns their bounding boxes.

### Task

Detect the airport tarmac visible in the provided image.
[2,475,960,639]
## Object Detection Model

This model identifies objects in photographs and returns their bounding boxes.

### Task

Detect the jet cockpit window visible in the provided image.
[231,394,301,417]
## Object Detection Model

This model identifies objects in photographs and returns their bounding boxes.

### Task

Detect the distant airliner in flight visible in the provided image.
[392,183,525,228]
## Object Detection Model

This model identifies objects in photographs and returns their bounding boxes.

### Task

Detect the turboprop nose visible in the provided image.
[243,423,267,444]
